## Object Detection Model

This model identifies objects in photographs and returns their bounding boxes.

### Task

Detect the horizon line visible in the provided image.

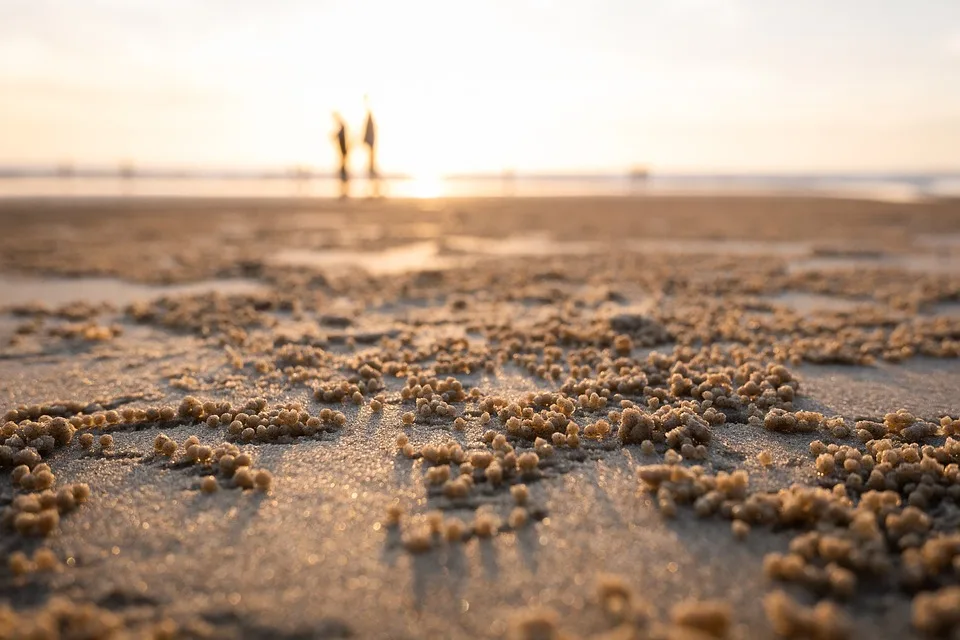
[1,164,960,181]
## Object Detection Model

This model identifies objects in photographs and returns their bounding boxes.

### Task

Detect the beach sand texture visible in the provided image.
[3,195,960,639]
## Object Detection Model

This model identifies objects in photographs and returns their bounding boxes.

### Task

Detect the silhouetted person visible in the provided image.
[332,113,349,198]
[363,97,380,196]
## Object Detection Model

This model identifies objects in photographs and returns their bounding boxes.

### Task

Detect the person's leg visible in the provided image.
[368,146,379,197]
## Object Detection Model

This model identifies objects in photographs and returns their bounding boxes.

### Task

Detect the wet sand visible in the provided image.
[2,195,960,639]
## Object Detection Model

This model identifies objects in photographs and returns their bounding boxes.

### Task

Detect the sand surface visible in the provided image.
[2,195,960,639]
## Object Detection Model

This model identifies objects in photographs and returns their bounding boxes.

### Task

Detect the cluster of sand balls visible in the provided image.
[127,291,288,343]
[392,376,478,427]
[407,396,458,424]
[400,374,470,403]
[627,403,960,637]
[1,416,76,466]
[646,282,960,366]
[2,401,209,450]
[391,484,534,554]
[0,596,185,639]
[431,342,494,376]
[313,377,383,404]
[1,481,90,537]
[850,410,942,443]
[47,321,122,342]
[11,462,57,491]
[77,432,115,453]
[0,597,125,639]
[782,264,959,310]
[271,338,391,384]
[474,353,803,447]
[4,397,325,447]
[760,409,849,437]
[813,433,960,508]
[224,405,346,444]
[474,391,722,463]
[393,415,546,554]
[160,395,348,444]
[152,434,272,492]
[913,586,960,636]
[491,398,578,444]
[376,351,830,553]
[2,395,316,528]
[8,318,120,348]
[511,351,568,382]
[397,432,544,502]
[273,343,330,369]
[7,299,111,322]
[179,300,960,639]
[482,297,831,402]
[619,405,715,450]
[397,508,501,553]
[638,464,749,520]
[763,589,852,639]
[8,547,62,576]
[507,576,733,640]
[484,311,673,382]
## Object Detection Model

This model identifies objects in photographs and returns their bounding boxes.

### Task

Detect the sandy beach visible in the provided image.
[3,194,960,639]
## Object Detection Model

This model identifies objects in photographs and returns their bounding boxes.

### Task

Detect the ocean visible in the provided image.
[0,171,958,202]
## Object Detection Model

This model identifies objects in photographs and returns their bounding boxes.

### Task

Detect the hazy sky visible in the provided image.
[2,0,959,174]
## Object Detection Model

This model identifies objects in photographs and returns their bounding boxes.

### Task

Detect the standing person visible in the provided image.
[332,112,349,198]
[362,96,380,197]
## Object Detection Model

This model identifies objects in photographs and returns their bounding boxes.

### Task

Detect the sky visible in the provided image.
[1,0,959,175]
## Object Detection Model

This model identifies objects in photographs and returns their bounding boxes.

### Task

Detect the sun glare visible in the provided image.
[407,174,444,199]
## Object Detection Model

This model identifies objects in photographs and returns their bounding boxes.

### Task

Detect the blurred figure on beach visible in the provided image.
[363,96,380,197]
[332,112,349,198]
